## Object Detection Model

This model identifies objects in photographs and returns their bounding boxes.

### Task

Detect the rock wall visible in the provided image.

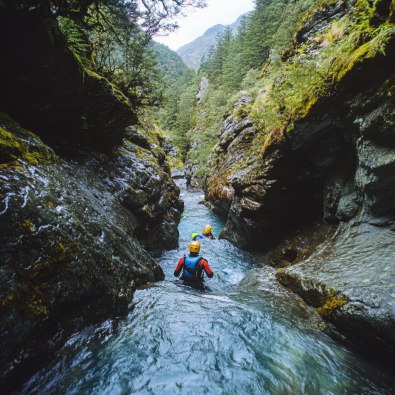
[204,0,395,360]
[0,9,184,390]
[184,143,200,189]
[0,110,183,390]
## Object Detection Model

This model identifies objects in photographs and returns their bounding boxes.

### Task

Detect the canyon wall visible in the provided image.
[203,0,395,359]
[0,8,183,390]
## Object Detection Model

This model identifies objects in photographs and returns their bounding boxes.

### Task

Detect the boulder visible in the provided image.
[171,169,185,179]
[0,111,184,390]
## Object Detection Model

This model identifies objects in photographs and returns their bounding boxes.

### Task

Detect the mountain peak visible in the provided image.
[176,13,250,70]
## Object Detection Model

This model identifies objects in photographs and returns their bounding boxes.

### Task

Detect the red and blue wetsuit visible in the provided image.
[174,253,213,282]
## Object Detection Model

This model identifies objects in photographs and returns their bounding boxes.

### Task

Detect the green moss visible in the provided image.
[2,241,80,319]
[390,0,395,22]
[126,143,158,165]
[0,294,14,314]
[316,288,348,318]
[19,219,35,236]
[248,0,395,145]
[31,242,79,281]
[0,112,57,165]
[16,283,49,317]
[334,40,381,84]
[167,155,183,170]
[85,69,103,81]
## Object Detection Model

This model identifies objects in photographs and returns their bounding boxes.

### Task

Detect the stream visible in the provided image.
[19,181,395,394]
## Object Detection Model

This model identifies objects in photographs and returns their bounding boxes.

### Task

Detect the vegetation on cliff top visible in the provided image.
[163,0,395,182]
[157,0,323,175]
[246,0,395,155]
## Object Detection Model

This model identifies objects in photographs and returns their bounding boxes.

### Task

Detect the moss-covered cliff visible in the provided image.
[0,7,137,154]
[203,0,395,360]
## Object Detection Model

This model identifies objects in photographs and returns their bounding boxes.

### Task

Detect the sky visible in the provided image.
[154,0,255,51]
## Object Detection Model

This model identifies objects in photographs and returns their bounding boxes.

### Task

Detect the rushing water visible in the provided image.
[20,182,395,395]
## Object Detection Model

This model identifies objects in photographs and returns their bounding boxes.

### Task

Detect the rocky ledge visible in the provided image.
[203,0,395,360]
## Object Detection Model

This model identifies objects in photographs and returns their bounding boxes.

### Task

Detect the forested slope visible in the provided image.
[176,13,250,70]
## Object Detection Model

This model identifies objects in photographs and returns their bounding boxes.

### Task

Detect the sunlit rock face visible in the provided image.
[196,77,210,101]
[204,0,395,359]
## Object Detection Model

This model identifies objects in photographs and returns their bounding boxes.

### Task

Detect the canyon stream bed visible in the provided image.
[18,181,395,395]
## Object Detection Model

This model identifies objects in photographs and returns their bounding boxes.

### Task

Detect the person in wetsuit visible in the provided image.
[174,241,213,284]
[191,225,216,241]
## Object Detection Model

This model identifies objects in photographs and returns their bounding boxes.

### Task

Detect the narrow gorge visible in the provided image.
[1,0,395,393]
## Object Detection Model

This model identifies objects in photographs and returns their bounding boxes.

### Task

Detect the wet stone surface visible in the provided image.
[0,129,183,389]
[202,0,395,360]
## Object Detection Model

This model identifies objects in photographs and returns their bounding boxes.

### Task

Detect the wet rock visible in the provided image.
[204,0,395,360]
[120,188,148,208]
[0,114,184,389]
[171,169,185,179]
[0,157,164,389]
[160,136,183,173]
[184,157,200,189]
[125,126,150,149]
[238,267,337,334]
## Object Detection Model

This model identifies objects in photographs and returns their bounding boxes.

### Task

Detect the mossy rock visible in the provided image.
[316,288,348,318]
[0,112,57,165]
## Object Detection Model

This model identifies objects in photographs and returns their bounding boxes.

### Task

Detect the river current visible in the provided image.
[20,181,395,394]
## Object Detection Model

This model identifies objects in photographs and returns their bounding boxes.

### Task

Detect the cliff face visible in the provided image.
[0,9,135,154]
[204,0,395,359]
[0,9,183,390]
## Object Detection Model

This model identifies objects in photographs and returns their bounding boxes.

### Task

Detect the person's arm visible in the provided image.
[200,259,213,278]
[174,257,184,277]
[209,234,216,240]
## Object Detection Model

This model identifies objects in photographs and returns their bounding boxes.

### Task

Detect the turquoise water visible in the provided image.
[20,182,395,394]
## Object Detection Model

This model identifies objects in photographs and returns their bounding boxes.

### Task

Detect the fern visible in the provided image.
[58,17,91,71]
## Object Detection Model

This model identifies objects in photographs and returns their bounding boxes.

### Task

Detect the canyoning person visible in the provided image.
[191,225,216,241]
[174,241,214,284]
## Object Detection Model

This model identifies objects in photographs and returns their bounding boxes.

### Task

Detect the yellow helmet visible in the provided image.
[203,225,212,235]
[189,241,200,253]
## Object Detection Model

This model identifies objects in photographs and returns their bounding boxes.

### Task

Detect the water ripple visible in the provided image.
[19,182,395,395]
